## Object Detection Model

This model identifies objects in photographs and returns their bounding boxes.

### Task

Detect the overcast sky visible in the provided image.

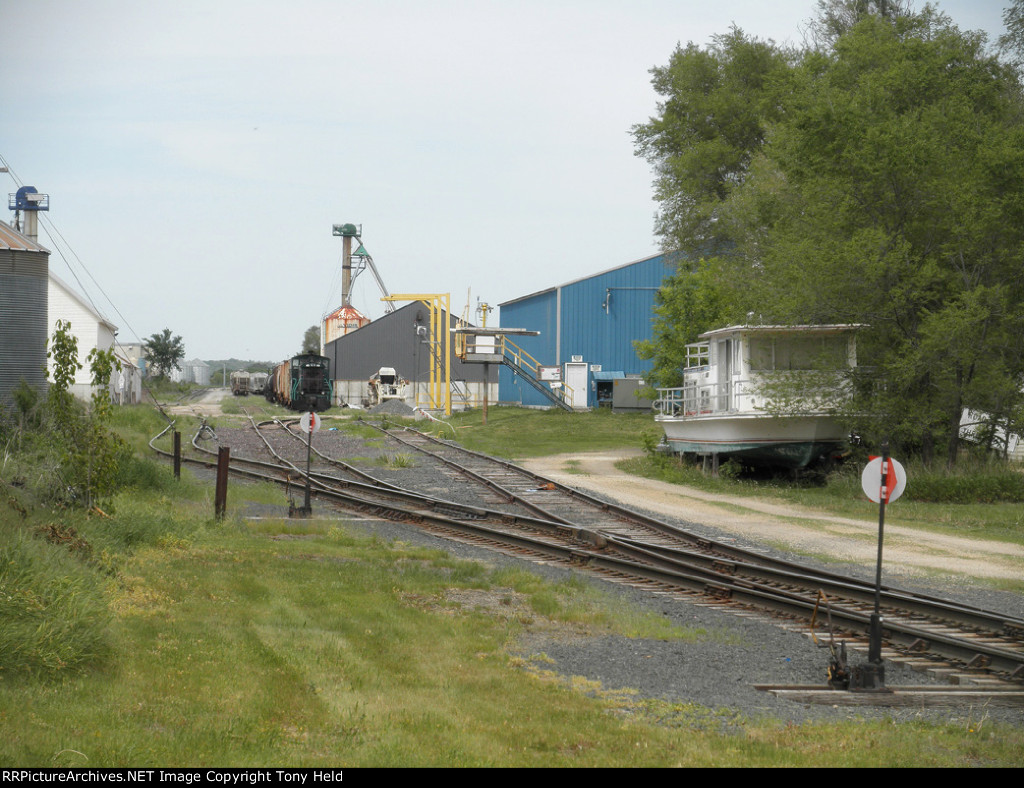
[1,0,1011,361]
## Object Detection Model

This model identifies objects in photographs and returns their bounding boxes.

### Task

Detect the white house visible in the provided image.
[47,272,141,404]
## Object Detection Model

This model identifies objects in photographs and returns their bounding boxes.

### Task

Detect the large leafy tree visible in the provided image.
[144,328,185,378]
[635,4,1024,465]
[300,325,320,355]
[632,27,794,259]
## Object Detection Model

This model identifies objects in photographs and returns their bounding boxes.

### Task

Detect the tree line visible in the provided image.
[633,0,1024,466]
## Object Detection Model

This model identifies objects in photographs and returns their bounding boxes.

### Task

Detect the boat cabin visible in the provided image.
[654,325,863,468]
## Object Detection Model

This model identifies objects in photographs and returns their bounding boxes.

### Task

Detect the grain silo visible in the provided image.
[0,220,49,408]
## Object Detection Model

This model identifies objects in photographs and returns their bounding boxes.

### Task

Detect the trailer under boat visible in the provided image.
[653,324,863,470]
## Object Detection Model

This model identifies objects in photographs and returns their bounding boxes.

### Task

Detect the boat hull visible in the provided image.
[656,412,846,469]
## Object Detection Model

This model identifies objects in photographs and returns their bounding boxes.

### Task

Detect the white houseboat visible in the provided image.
[653,324,863,469]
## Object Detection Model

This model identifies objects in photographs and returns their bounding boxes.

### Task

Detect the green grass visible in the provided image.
[3,512,1022,766]
[379,452,416,469]
[3,403,1024,766]
[415,406,654,459]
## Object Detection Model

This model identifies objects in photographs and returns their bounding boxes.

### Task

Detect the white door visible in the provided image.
[563,362,589,408]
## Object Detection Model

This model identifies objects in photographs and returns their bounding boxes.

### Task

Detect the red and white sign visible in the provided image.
[299,411,321,434]
[861,456,907,504]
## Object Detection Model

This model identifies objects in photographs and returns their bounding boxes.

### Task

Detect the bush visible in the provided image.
[905,467,1024,504]
[822,453,1024,504]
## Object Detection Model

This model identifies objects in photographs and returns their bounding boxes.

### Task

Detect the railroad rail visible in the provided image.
[149,417,1024,689]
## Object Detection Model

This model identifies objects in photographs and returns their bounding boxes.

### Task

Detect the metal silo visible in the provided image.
[0,222,50,409]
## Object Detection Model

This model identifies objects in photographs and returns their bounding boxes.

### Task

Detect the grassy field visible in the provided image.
[4,402,1023,766]
[381,405,657,458]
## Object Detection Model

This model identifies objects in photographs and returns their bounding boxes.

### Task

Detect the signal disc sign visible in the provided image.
[861,456,907,504]
[300,411,321,434]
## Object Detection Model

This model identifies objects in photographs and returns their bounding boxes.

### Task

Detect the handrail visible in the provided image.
[501,337,576,407]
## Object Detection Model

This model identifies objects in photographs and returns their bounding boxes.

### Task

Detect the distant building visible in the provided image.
[323,301,496,409]
[117,342,147,375]
[498,252,677,409]
[0,221,49,408]
[110,348,143,404]
[181,359,211,386]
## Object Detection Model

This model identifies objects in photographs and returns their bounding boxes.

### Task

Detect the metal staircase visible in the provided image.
[499,338,575,411]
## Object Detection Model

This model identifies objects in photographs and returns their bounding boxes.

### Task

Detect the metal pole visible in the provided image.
[868,441,889,665]
[173,431,181,480]
[303,416,313,515]
[444,293,451,415]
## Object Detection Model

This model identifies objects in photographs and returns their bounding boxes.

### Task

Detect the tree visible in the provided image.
[632,27,794,259]
[45,320,125,506]
[301,325,320,355]
[144,328,185,378]
[805,0,912,49]
[635,6,1024,465]
[998,0,1024,65]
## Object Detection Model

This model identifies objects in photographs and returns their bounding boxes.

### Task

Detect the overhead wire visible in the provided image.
[1,153,143,347]
[0,152,174,421]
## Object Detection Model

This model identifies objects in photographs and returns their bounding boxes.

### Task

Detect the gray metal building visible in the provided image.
[324,301,496,409]
[1,222,49,409]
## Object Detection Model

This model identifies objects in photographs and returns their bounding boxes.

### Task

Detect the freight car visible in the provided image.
[265,354,332,412]
[250,371,268,395]
[230,370,250,396]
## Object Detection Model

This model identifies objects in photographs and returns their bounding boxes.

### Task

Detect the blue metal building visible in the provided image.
[498,252,677,408]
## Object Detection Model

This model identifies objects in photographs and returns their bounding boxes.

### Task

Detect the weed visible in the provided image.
[383,453,416,469]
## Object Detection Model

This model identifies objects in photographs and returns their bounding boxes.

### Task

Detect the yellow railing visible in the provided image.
[501,337,576,407]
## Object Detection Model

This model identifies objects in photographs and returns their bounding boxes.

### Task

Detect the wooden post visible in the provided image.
[173,431,181,480]
[215,446,230,520]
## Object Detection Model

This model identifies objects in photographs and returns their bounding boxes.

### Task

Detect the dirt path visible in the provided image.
[164,387,229,418]
[520,450,1024,582]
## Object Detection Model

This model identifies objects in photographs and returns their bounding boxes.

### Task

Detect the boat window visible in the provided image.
[749,338,774,370]
[749,335,848,371]
[684,343,709,369]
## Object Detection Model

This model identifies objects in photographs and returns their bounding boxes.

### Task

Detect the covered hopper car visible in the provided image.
[249,371,268,395]
[230,370,250,396]
[265,354,332,412]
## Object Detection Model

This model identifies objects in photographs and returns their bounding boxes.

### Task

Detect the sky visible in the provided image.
[1,0,1013,361]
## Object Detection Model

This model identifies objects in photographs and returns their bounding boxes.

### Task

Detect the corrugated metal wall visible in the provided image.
[0,249,49,406]
[324,301,495,406]
[498,253,676,407]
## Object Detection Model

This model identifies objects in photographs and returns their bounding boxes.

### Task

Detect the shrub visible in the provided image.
[906,467,1024,504]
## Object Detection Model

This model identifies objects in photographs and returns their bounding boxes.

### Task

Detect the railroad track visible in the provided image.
[149,417,1024,690]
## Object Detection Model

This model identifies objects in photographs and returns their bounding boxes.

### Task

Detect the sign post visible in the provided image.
[854,442,907,690]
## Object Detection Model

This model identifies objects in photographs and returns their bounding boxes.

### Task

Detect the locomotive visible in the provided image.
[264,354,332,412]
